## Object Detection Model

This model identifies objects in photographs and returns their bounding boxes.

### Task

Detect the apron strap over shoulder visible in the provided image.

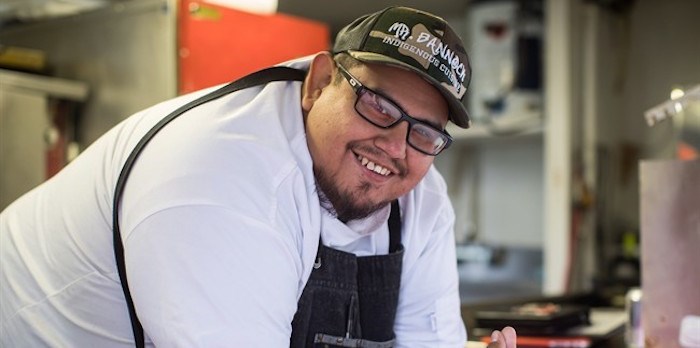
[112,66,306,348]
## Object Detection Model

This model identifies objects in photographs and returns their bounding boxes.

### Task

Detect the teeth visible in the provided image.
[357,155,392,176]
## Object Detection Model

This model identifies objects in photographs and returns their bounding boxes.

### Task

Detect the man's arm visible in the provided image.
[124,205,302,346]
[393,191,467,347]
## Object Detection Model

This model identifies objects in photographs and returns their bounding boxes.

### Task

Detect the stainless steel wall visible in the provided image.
[0,0,178,147]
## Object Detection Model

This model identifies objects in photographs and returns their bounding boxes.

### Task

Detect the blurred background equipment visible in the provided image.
[468,0,543,134]
[0,69,88,210]
[644,84,700,160]
[638,83,699,347]
[639,159,699,347]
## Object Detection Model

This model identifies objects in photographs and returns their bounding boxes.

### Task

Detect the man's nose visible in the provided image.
[374,121,408,159]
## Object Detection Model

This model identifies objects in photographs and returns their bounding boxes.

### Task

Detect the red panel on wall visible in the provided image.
[178,0,330,94]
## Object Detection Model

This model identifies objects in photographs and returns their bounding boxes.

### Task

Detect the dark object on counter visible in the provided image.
[474,302,591,335]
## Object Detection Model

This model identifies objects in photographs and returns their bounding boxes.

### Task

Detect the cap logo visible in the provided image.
[388,22,410,40]
[370,22,467,99]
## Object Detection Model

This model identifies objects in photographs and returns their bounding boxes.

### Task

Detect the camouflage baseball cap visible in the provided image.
[333,6,472,128]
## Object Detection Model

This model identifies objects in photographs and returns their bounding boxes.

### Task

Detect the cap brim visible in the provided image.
[346,51,471,129]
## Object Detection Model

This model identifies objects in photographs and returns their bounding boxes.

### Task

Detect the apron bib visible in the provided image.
[290,200,404,348]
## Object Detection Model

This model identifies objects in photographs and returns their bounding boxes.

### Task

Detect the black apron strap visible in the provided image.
[112,66,306,348]
[315,199,402,259]
[388,200,401,253]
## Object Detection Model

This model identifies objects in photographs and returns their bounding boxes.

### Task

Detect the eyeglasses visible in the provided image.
[336,62,453,156]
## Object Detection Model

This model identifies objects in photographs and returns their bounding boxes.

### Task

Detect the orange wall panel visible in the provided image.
[178,0,330,94]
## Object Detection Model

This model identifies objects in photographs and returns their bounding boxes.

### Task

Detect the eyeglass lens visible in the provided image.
[355,89,448,155]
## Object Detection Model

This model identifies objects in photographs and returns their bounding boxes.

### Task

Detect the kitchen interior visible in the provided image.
[1,0,698,346]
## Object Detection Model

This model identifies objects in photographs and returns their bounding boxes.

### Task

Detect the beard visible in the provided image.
[314,166,388,223]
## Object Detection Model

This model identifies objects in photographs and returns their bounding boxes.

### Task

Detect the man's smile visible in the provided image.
[356,154,393,176]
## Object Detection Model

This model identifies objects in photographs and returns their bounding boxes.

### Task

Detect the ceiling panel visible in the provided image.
[277,0,470,35]
[0,0,470,34]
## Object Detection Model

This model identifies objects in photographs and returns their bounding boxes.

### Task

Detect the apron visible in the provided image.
[290,200,403,348]
[112,67,404,347]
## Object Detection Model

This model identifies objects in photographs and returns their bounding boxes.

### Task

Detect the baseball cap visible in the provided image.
[333,6,472,128]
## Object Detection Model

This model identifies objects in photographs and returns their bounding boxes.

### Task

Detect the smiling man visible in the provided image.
[1,6,515,348]
[305,54,450,223]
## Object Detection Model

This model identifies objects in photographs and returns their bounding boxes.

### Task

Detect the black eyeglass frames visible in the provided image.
[336,62,452,156]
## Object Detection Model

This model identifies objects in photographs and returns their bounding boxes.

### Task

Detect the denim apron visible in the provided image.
[290,200,403,348]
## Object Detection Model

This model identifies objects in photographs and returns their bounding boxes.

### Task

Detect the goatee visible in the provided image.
[314,170,387,223]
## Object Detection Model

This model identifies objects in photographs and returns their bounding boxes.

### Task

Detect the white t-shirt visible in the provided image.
[0,56,466,347]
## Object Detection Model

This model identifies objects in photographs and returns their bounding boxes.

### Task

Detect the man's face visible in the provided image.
[303,54,449,222]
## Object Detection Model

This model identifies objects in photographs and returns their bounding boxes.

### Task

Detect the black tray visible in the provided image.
[474,302,591,335]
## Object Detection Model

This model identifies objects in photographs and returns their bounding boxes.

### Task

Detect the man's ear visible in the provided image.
[302,52,335,112]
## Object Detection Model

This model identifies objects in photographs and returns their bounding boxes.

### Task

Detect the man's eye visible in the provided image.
[414,127,431,138]
[371,95,390,114]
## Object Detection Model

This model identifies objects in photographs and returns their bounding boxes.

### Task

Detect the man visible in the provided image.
[1,6,516,348]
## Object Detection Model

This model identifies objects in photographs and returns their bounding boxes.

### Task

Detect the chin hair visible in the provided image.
[315,170,386,223]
